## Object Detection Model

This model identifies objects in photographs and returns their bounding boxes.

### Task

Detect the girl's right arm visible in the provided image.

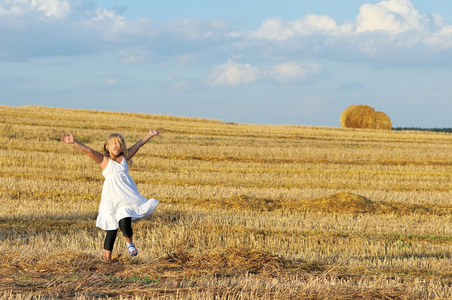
[61,132,105,165]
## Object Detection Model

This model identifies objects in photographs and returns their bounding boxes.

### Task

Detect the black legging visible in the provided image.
[103,217,133,251]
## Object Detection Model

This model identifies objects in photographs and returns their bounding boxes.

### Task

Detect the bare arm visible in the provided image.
[127,128,160,160]
[61,132,105,165]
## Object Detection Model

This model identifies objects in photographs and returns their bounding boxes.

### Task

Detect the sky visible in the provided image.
[1,0,452,128]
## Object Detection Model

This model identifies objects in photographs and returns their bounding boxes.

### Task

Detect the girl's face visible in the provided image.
[108,139,124,157]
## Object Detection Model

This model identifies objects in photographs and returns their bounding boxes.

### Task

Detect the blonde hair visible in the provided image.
[104,133,128,159]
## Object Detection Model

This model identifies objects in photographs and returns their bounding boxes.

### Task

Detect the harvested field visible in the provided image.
[0,105,451,299]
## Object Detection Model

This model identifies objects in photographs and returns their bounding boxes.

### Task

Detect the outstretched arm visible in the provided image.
[127,128,160,160]
[61,132,105,165]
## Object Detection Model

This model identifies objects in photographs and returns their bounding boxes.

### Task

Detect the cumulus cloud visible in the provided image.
[423,25,452,49]
[356,0,429,33]
[0,0,70,19]
[243,0,433,39]
[207,60,323,86]
[207,60,261,86]
[80,8,156,42]
[31,0,70,19]
[0,0,160,61]
[245,14,342,41]
[1,0,452,67]
[233,0,452,65]
[269,62,323,83]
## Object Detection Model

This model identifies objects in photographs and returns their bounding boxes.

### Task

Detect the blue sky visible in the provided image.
[1,0,452,127]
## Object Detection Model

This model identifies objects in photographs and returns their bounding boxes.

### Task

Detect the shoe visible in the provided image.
[127,244,138,257]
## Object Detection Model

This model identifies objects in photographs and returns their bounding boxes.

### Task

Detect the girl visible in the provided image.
[61,129,160,261]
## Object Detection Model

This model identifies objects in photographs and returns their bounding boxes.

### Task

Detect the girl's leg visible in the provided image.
[103,229,118,260]
[118,217,133,241]
[118,217,137,256]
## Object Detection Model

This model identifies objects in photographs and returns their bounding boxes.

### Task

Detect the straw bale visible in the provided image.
[375,111,392,130]
[340,105,391,130]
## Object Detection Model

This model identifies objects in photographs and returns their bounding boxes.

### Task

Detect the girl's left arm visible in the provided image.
[127,128,160,160]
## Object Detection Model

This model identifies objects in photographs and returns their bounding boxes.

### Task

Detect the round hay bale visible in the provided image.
[340,105,377,129]
[375,111,392,130]
[340,104,391,130]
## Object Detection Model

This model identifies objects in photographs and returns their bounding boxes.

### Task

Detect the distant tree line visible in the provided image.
[392,127,452,133]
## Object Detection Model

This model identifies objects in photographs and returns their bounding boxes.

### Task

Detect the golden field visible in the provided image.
[0,105,451,299]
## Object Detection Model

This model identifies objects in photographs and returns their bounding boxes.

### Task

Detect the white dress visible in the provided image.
[96,157,159,231]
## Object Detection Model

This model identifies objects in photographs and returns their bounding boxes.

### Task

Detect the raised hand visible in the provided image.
[61,132,75,144]
[149,128,161,137]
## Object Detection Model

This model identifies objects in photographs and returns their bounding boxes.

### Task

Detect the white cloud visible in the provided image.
[244,0,431,40]
[85,8,127,30]
[269,62,323,84]
[303,15,339,32]
[246,15,341,41]
[356,0,428,33]
[423,25,452,49]
[0,0,70,18]
[80,8,156,42]
[31,0,70,19]
[207,60,262,86]
[250,18,288,41]
[207,60,323,86]
[1,0,452,66]
[231,0,452,66]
